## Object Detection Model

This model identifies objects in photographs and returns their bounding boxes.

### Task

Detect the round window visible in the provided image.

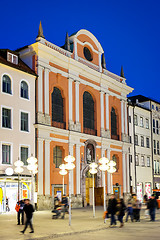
[83,47,93,61]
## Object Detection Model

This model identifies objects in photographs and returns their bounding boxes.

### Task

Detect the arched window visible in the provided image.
[52,87,64,124]
[53,146,62,168]
[2,75,11,94]
[83,91,94,131]
[111,107,117,136]
[21,81,28,99]
[112,154,119,172]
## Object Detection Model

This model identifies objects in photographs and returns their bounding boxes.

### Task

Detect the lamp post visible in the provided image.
[89,162,98,218]
[64,154,75,226]
[99,157,109,213]
[14,158,24,202]
[59,164,67,194]
[107,160,116,194]
[27,155,38,205]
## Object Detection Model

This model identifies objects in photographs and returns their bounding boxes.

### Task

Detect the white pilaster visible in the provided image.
[121,100,124,134]
[105,93,109,130]
[125,101,128,134]
[107,149,111,193]
[68,78,73,121]
[101,148,105,187]
[69,143,74,194]
[75,81,80,123]
[44,68,50,115]
[45,140,51,195]
[123,152,127,193]
[38,138,43,195]
[100,91,104,129]
[38,66,43,113]
[126,154,130,193]
[76,144,81,194]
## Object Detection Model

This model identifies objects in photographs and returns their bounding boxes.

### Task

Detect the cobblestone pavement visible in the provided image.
[0,207,160,240]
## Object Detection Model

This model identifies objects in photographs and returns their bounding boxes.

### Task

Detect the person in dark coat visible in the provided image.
[17,200,25,225]
[61,194,69,219]
[148,194,157,221]
[20,199,34,234]
[107,194,117,227]
[116,198,126,227]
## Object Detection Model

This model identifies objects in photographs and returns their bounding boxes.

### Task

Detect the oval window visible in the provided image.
[83,47,93,61]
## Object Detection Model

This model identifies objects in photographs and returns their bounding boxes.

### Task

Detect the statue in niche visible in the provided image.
[87,148,91,163]
[86,144,94,164]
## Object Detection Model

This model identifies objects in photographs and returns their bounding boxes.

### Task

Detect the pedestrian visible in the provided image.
[132,195,141,222]
[61,194,69,219]
[116,198,126,228]
[143,194,149,218]
[17,200,25,225]
[107,194,117,227]
[6,197,10,212]
[125,202,133,222]
[20,199,34,234]
[148,194,157,221]
[54,194,60,209]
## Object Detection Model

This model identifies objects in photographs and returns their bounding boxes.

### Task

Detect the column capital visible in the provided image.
[74,79,80,84]
[44,67,51,72]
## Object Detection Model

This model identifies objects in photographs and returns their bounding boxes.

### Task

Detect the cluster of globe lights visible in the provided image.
[27,155,38,174]
[89,157,116,173]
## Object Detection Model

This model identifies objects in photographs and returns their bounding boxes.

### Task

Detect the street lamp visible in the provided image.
[64,154,75,226]
[27,155,38,205]
[59,164,67,194]
[107,160,116,194]
[89,162,98,218]
[99,157,109,214]
[14,158,24,202]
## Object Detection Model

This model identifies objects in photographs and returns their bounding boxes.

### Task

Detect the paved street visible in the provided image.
[0,207,160,240]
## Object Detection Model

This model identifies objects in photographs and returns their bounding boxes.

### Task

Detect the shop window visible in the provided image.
[21,112,28,132]
[21,147,28,165]
[2,144,11,164]
[141,136,144,147]
[2,75,12,94]
[53,146,62,168]
[2,108,11,128]
[135,135,138,145]
[147,157,150,167]
[83,91,95,131]
[52,87,65,128]
[111,107,118,138]
[146,137,150,148]
[21,81,28,99]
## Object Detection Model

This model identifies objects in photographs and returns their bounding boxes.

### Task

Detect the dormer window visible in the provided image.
[7,52,18,65]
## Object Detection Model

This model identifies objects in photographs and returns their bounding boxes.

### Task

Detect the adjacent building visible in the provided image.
[18,24,133,209]
[0,49,37,212]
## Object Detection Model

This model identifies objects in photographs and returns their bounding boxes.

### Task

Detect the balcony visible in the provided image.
[83,128,97,136]
[52,121,66,129]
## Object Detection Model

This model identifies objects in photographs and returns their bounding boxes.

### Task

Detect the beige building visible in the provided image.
[0,49,37,212]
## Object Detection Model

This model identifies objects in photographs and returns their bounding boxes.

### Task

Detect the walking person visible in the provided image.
[126,202,133,222]
[148,194,157,221]
[17,200,25,225]
[143,194,149,219]
[132,195,141,222]
[116,198,126,228]
[107,194,117,227]
[20,199,34,234]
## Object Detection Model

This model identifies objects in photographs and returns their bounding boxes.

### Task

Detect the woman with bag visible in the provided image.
[116,198,126,228]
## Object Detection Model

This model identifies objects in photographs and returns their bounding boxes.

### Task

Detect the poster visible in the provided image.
[145,182,151,199]
[137,182,143,202]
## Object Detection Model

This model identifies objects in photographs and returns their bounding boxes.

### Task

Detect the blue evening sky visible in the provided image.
[0,0,160,101]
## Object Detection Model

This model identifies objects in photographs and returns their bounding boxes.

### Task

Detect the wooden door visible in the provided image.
[95,187,103,206]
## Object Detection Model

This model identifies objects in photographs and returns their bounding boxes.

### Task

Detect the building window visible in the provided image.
[154,140,156,154]
[52,87,64,124]
[157,141,160,155]
[156,120,159,134]
[147,157,150,167]
[7,52,18,64]
[53,146,62,168]
[21,112,28,132]
[83,91,94,130]
[136,155,139,166]
[156,106,158,111]
[152,104,154,110]
[141,136,144,147]
[83,47,93,61]
[146,118,149,129]
[129,155,132,163]
[140,117,143,127]
[157,161,160,174]
[129,116,131,123]
[111,107,117,136]
[21,81,28,99]
[141,156,145,166]
[153,119,155,133]
[2,108,11,128]
[146,137,150,148]
[2,75,11,94]
[21,147,28,165]
[2,144,11,164]
[134,115,138,125]
[135,135,138,145]
[154,160,157,174]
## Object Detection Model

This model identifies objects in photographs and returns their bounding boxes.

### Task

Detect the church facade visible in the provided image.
[18,24,133,209]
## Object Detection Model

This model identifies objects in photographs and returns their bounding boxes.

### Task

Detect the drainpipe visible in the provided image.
[150,102,154,192]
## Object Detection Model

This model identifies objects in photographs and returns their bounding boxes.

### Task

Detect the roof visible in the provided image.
[128,95,160,105]
[0,49,37,77]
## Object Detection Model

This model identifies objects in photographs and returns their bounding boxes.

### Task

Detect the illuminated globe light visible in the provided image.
[65,162,75,170]
[64,155,75,163]
[59,164,66,170]
[99,164,109,171]
[14,159,24,167]
[5,167,14,176]
[15,166,24,174]
[59,169,67,175]
[108,160,116,167]
[99,157,109,165]
[27,164,38,172]
[89,168,98,174]
[27,156,37,165]
[89,162,98,174]
[107,166,116,173]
